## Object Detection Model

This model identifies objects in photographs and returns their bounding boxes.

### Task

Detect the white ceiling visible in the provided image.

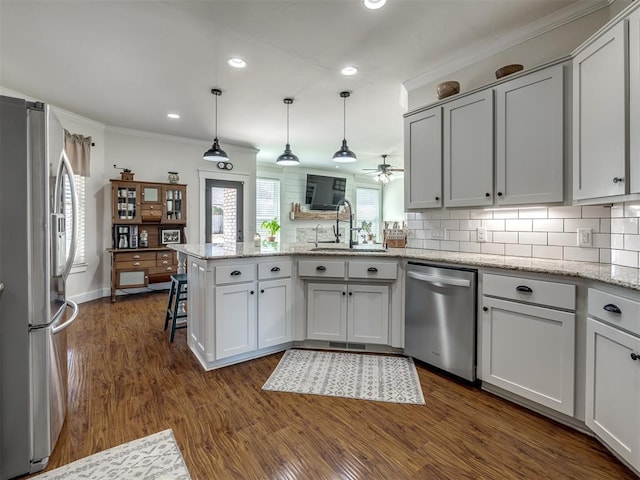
[0,0,596,174]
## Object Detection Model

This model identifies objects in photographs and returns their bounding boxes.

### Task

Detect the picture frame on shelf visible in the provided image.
[161,228,181,244]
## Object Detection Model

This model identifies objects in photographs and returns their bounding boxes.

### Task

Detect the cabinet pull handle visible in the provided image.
[230,270,242,276]
[516,285,532,293]
[133,262,140,266]
[482,306,488,312]
[367,267,378,272]
[133,255,140,259]
[270,266,281,272]
[316,266,326,271]
[603,303,621,314]
[631,353,639,361]
[613,177,624,184]
[162,261,169,265]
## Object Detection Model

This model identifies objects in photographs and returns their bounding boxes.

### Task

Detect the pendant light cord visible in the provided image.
[343,95,346,140]
[215,94,218,138]
[286,102,290,144]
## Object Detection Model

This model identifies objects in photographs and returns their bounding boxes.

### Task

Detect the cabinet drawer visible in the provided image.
[298,259,346,278]
[114,251,156,262]
[148,265,177,275]
[116,259,156,270]
[156,251,176,262]
[258,260,292,280]
[588,288,640,336]
[141,208,163,221]
[215,264,257,285]
[483,273,575,310]
[348,260,397,280]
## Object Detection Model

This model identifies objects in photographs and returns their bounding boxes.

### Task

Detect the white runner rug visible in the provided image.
[262,349,425,405]
[31,429,191,480]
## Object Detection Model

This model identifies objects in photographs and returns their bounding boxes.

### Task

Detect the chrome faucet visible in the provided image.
[314,223,323,248]
[335,199,357,248]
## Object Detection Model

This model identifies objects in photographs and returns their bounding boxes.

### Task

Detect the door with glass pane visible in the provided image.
[205,179,243,243]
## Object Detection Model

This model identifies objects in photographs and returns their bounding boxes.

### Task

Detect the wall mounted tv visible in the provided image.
[305,174,347,210]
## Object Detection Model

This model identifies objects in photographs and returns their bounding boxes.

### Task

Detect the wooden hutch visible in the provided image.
[109,178,187,301]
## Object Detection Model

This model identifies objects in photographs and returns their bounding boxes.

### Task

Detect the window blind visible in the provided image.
[356,187,381,239]
[256,178,281,239]
[64,175,86,265]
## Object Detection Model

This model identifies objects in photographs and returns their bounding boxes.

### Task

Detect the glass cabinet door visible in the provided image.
[163,185,186,224]
[141,184,162,204]
[113,183,140,223]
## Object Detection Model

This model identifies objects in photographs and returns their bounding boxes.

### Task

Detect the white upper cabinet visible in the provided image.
[404,107,442,209]
[495,64,564,205]
[443,90,494,207]
[573,20,628,201]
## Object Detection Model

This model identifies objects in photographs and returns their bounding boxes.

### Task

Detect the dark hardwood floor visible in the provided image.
[34,291,636,479]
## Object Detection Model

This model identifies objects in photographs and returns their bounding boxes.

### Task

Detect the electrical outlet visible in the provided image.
[431,227,446,240]
[477,226,487,243]
[577,228,592,247]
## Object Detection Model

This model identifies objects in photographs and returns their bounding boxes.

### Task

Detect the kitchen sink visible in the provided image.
[310,246,388,253]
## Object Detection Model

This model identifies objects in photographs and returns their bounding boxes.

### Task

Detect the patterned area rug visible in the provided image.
[31,429,191,480]
[262,349,425,405]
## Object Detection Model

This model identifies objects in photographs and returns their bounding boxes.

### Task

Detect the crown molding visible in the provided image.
[403,0,613,91]
[105,125,259,153]
[53,106,106,130]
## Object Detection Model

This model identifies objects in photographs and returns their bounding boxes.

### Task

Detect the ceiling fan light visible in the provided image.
[203,138,229,162]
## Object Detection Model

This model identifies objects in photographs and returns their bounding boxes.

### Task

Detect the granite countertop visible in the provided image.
[170,242,640,292]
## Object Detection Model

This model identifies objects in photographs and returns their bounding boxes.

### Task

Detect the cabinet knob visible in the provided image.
[497,192,503,197]
[603,303,621,314]
[482,307,488,312]
[613,177,624,184]
[485,193,490,198]
[631,352,639,361]
[260,289,265,294]
[250,290,255,295]
[342,291,346,296]
[435,196,440,201]
[348,291,353,296]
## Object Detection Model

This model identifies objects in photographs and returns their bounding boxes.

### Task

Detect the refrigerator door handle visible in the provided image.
[0,282,4,297]
[54,151,77,280]
[52,300,78,335]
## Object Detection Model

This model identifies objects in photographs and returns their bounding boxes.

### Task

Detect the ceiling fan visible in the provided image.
[363,155,404,184]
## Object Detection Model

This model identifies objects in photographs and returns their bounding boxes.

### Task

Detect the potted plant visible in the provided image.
[261,217,281,242]
[361,220,374,243]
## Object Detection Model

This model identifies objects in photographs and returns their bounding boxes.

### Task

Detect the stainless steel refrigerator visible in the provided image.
[0,96,79,478]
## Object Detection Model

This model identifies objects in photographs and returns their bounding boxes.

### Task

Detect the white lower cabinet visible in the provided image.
[307,282,389,345]
[215,282,258,360]
[258,278,293,349]
[481,273,576,416]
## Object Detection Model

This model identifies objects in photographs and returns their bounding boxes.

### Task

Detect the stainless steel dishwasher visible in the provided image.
[405,262,478,382]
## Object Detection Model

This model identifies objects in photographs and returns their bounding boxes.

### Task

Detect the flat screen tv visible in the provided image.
[305,174,347,210]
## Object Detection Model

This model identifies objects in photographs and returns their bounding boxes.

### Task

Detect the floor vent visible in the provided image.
[329,342,347,349]
[347,343,366,350]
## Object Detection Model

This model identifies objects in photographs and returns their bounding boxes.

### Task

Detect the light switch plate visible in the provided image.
[477,226,487,242]
[431,227,446,240]
[577,228,592,247]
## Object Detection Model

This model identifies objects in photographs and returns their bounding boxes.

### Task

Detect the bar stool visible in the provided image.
[164,273,187,342]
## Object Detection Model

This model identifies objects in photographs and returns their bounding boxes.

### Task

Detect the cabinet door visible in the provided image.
[162,185,186,224]
[347,284,389,345]
[215,282,257,360]
[187,259,209,361]
[306,283,347,341]
[404,107,442,209]
[573,21,628,200]
[258,278,293,349]
[586,318,640,468]
[495,64,564,205]
[443,90,494,207]
[482,297,575,416]
[630,9,640,194]
[112,182,140,223]
[140,184,162,204]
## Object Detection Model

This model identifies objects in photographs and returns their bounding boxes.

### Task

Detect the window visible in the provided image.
[64,175,86,265]
[356,187,381,242]
[256,178,281,240]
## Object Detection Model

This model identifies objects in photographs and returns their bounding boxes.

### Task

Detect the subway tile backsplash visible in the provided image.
[406,201,640,268]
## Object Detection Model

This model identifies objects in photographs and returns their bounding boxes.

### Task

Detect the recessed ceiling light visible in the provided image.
[341,66,358,76]
[364,0,386,10]
[167,113,180,119]
[228,58,247,68]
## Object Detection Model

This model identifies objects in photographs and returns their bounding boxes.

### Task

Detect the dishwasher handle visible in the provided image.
[407,270,471,288]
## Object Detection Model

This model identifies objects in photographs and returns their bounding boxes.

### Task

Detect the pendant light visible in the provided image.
[332,91,357,163]
[203,88,230,163]
[276,98,300,166]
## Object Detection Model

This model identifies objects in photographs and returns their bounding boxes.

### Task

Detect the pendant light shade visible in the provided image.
[203,88,229,162]
[276,98,300,166]
[332,91,357,163]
